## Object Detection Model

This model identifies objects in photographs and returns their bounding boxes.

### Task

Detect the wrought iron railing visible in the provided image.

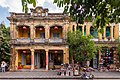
[34,38,45,43]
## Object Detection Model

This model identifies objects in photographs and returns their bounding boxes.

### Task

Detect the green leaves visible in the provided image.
[67,30,96,63]
[22,0,36,13]
[53,0,120,33]
[0,23,10,62]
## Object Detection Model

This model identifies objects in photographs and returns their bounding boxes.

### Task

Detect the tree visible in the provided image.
[21,0,36,13]
[53,0,120,33]
[0,23,10,62]
[67,30,96,66]
[22,0,120,33]
[117,44,120,63]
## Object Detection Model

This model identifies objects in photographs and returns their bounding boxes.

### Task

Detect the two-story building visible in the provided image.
[7,7,70,71]
[7,6,119,71]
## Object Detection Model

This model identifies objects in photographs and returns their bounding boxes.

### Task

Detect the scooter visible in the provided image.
[81,67,94,79]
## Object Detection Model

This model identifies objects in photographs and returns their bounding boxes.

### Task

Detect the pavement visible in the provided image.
[0,69,120,80]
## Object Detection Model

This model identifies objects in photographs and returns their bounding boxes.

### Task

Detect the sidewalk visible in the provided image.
[0,70,119,79]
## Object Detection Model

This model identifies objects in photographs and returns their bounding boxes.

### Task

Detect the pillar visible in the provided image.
[45,49,49,70]
[98,33,102,41]
[103,27,107,40]
[45,25,50,39]
[31,49,34,70]
[82,26,84,36]
[63,50,66,64]
[63,46,69,64]
[114,24,119,39]
[110,26,114,40]
[30,24,34,39]
[62,26,65,39]
[86,23,90,36]
[98,50,101,64]
[15,50,18,70]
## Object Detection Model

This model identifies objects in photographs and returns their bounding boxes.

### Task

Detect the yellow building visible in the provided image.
[7,6,119,71]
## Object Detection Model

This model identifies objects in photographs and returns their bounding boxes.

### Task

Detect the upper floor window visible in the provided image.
[40,33,45,38]
[52,33,60,38]
[106,27,110,37]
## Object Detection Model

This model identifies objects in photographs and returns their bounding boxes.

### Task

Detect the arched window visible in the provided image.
[90,26,98,38]
[106,26,110,37]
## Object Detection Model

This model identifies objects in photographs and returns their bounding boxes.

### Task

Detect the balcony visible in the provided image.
[16,38,31,44]
[34,38,45,43]
[48,38,64,43]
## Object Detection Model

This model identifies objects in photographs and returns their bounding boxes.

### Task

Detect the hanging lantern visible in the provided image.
[39,28,43,30]
[54,50,58,53]
[23,50,26,53]
[23,26,27,29]
[54,26,58,30]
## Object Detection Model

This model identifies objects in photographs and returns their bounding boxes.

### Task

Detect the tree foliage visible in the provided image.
[117,44,120,62]
[22,0,36,13]
[67,30,96,63]
[0,23,10,62]
[22,0,120,32]
[53,0,120,32]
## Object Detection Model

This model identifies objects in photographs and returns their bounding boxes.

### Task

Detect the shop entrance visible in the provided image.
[34,50,46,69]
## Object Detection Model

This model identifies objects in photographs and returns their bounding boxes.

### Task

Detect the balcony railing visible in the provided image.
[16,38,31,43]
[10,38,66,44]
[34,38,45,43]
[48,38,64,43]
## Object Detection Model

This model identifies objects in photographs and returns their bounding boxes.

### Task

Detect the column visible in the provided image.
[98,27,102,41]
[63,50,66,64]
[65,47,69,64]
[82,26,84,36]
[45,25,50,39]
[110,26,114,40]
[98,33,102,41]
[63,46,69,64]
[10,23,14,39]
[15,50,18,70]
[103,27,107,41]
[31,49,34,70]
[86,23,90,36]
[45,49,49,70]
[114,24,119,39]
[62,26,65,39]
[15,27,19,39]
[30,24,34,39]
[98,50,101,67]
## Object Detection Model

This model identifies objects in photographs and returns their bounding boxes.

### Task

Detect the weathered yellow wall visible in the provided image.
[36,29,45,38]
[18,27,30,38]
[50,28,63,38]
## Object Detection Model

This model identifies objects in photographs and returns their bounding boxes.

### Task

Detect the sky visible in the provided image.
[0,0,64,27]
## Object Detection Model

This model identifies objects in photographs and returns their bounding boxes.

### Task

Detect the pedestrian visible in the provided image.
[1,61,7,72]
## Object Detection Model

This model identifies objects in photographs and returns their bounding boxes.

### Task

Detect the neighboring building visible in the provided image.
[7,6,119,71]
[75,23,119,69]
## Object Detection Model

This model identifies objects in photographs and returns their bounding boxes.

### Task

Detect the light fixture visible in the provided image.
[54,51,58,53]
[23,50,26,53]
[23,26,27,29]
[54,26,58,30]
[39,28,43,30]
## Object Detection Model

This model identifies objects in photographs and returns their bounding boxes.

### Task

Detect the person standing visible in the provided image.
[1,61,6,72]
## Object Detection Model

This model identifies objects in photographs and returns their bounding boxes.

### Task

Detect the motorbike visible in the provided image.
[81,67,94,79]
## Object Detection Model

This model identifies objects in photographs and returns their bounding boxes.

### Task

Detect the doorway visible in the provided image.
[34,50,46,69]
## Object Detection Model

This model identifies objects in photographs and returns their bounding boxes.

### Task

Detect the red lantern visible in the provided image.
[55,51,58,53]
[23,26,27,29]
[54,26,58,30]
[23,50,26,53]
[39,28,43,30]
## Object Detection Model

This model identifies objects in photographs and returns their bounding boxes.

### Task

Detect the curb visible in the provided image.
[0,76,120,79]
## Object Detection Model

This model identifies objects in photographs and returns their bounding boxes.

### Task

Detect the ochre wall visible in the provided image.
[18,27,30,38]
